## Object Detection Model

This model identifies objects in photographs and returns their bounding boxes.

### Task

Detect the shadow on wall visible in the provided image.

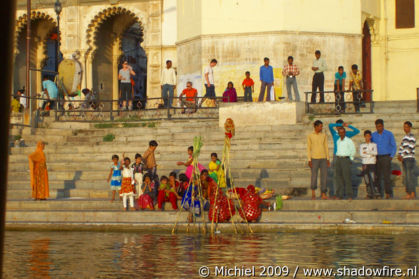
[57,170,82,199]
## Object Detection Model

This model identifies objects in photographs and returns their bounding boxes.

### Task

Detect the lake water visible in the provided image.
[2,231,419,278]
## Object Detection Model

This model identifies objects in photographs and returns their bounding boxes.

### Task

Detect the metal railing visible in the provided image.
[304,89,374,115]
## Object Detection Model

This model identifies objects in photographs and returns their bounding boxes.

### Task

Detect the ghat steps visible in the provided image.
[6,101,419,229]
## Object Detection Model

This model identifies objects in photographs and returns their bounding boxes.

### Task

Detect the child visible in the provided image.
[178,173,189,198]
[143,140,158,178]
[157,176,179,210]
[242,71,254,102]
[138,174,155,210]
[132,153,144,198]
[120,156,136,211]
[334,66,347,113]
[222,81,237,103]
[208,153,226,188]
[169,172,181,199]
[107,154,122,202]
[177,146,205,180]
[360,130,379,199]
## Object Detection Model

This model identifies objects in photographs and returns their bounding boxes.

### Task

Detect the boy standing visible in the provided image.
[335,127,356,200]
[200,59,218,107]
[242,71,254,102]
[258,57,274,102]
[282,56,300,101]
[398,121,416,199]
[360,130,379,199]
[328,119,360,197]
[143,140,158,179]
[307,120,330,200]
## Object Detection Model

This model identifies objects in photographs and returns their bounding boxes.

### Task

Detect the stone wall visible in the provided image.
[177,31,361,99]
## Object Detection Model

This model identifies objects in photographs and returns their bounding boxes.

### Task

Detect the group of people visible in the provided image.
[307,119,416,200]
[107,140,267,222]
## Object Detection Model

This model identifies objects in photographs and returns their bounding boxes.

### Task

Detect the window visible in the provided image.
[396,0,415,28]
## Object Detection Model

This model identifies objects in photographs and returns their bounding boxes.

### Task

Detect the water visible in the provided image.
[2,231,418,278]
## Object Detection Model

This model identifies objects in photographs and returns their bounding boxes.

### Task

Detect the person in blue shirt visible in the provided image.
[258,57,274,102]
[328,119,360,198]
[334,66,346,113]
[42,76,59,110]
[371,119,397,199]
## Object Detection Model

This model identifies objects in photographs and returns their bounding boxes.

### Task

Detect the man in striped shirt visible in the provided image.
[282,56,300,101]
[397,121,417,199]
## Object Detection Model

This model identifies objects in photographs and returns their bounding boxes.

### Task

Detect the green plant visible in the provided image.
[94,123,114,129]
[13,135,22,141]
[147,122,156,128]
[103,133,115,142]
[308,115,315,121]
[122,122,141,128]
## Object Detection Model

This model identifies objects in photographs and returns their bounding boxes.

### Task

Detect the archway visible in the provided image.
[87,8,146,109]
[362,21,372,101]
[14,12,57,96]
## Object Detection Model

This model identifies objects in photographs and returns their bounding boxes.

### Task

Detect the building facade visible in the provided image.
[12,0,418,105]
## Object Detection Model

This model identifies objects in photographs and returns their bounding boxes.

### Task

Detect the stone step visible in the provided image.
[5,208,419,224]
[6,199,419,211]
[7,188,110,200]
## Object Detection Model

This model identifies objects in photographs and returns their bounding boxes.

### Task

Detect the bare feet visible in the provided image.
[385,194,391,199]
[311,190,316,200]
[130,207,136,211]
[411,193,416,199]
[321,193,328,200]
[403,194,411,200]
[348,198,353,201]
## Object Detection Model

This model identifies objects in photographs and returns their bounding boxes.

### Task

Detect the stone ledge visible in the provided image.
[219,101,305,127]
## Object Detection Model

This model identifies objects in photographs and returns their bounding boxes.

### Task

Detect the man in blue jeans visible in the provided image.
[199,59,217,107]
[160,60,177,108]
[258,57,274,102]
[328,119,360,198]
[397,121,417,199]
[372,119,397,199]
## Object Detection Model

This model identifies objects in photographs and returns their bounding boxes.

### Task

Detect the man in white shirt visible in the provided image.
[311,50,327,103]
[199,58,217,107]
[359,130,379,199]
[335,127,356,199]
[18,90,26,110]
[161,60,177,108]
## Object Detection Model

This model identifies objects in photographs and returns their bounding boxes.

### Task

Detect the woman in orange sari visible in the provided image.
[28,141,49,200]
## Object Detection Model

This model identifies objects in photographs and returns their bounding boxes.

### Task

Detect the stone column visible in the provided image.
[143,0,162,108]
[112,38,122,110]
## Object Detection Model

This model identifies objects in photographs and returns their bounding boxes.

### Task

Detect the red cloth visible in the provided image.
[239,185,262,221]
[222,88,237,102]
[208,180,235,222]
[138,194,154,210]
[120,177,134,195]
[157,190,178,210]
[242,78,254,87]
[229,187,247,200]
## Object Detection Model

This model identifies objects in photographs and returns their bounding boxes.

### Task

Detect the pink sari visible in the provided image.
[185,156,205,179]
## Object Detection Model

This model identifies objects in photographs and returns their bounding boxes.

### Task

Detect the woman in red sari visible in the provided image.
[202,170,235,223]
[28,141,49,200]
[240,185,262,222]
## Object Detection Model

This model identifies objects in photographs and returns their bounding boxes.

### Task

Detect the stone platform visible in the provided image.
[219,101,305,127]
[6,101,419,232]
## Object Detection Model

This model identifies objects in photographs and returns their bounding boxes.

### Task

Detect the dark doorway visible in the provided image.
[119,22,147,109]
[362,21,372,101]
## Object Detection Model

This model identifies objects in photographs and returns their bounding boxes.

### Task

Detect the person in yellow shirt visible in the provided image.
[307,120,330,200]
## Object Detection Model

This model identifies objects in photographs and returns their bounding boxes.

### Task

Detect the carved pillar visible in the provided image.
[112,38,122,110]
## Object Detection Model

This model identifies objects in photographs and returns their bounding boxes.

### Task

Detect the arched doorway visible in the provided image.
[14,13,57,96]
[88,8,146,109]
[362,21,372,101]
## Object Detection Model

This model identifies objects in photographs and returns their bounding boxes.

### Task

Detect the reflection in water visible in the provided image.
[29,239,51,279]
[2,231,419,278]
